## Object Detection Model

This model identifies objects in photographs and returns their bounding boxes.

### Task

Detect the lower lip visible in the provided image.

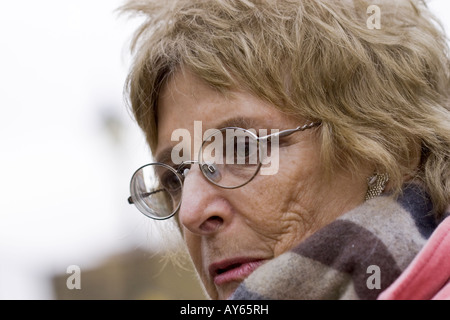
[213,260,265,286]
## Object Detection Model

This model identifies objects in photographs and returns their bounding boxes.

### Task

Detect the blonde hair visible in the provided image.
[121,0,450,219]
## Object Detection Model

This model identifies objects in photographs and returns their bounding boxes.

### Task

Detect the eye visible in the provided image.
[160,170,182,193]
[234,136,258,163]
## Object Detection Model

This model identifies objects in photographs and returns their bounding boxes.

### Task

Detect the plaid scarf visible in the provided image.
[230,184,448,300]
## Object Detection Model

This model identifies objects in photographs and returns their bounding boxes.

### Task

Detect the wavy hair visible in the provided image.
[121,0,450,219]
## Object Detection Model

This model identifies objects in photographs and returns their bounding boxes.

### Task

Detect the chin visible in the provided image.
[214,282,241,300]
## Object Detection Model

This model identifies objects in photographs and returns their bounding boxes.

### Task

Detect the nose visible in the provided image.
[178,164,233,235]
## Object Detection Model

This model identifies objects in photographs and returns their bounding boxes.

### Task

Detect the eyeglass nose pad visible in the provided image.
[205,164,215,174]
[183,168,190,177]
[201,163,222,182]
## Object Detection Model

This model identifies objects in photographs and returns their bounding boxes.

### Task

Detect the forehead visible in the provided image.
[154,70,300,161]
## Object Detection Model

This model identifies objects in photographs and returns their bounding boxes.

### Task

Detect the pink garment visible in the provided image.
[378,214,450,300]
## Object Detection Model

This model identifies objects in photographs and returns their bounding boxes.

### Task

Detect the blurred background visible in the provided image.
[0,0,206,300]
[0,0,448,300]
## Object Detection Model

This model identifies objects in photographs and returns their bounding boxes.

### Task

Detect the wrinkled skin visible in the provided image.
[155,70,371,299]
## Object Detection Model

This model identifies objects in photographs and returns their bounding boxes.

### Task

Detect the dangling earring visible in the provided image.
[365,173,389,201]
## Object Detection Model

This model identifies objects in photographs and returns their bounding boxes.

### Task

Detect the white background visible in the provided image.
[0,0,449,299]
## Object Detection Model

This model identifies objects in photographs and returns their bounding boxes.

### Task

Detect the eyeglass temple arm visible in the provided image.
[258,122,321,140]
[128,123,321,204]
[127,188,165,205]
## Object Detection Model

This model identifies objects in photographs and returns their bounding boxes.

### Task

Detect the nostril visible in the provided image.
[199,216,223,232]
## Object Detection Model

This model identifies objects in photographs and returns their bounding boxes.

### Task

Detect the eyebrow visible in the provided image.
[213,116,260,130]
[155,116,274,164]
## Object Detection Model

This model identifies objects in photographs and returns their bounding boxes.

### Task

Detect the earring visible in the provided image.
[365,173,389,201]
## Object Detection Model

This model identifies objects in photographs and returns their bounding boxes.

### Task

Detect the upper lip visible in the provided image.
[208,257,265,278]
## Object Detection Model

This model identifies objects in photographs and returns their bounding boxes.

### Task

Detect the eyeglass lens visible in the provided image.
[130,164,182,219]
[199,128,261,188]
[130,128,263,219]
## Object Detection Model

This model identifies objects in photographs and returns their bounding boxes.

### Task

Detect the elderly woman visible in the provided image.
[122,0,450,300]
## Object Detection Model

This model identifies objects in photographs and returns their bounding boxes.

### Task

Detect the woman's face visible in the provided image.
[155,70,370,300]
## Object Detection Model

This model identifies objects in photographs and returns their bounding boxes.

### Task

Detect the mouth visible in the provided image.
[209,258,266,286]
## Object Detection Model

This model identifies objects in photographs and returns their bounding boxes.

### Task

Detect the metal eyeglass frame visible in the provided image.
[127,121,321,219]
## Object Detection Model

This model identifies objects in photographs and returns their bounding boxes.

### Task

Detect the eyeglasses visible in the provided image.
[127,122,320,220]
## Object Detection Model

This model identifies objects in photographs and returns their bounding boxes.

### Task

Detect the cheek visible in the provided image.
[237,145,325,253]
[183,231,219,299]
[236,173,311,254]
[183,231,204,278]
